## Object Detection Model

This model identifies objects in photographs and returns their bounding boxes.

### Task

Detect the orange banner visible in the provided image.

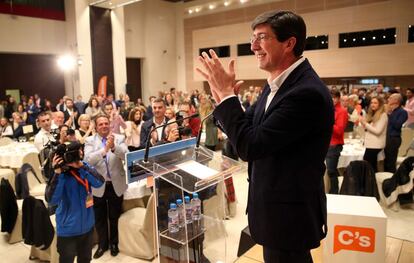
[97,75,108,97]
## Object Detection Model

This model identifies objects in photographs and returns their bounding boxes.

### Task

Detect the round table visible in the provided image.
[0,142,39,168]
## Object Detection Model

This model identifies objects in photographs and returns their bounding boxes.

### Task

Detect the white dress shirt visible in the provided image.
[265,57,306,112]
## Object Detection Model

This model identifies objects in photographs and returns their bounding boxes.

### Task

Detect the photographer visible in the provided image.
[46,141,105,263]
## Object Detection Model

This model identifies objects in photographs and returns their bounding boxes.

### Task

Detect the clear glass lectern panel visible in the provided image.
[131,139,242,263]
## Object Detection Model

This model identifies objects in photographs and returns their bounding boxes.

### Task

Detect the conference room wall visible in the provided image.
[188,0,414,88]
[124,0,179,102]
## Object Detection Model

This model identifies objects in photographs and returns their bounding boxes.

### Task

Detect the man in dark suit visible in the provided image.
[197,11,334,263]
[140,97,169,148]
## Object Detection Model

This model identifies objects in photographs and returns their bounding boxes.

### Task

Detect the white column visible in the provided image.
[111,7,127,99]
[64,0,94,99]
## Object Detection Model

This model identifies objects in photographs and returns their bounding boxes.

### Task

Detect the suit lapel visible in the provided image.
[253,84,270,125]
[263,59,312,119]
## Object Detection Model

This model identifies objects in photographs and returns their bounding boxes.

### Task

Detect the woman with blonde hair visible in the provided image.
[75,114,94,144]
[359,96,388,172]
[198,93,220,151]
[124,108,143,151]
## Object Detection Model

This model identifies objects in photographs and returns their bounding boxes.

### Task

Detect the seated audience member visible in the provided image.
[34,112,55,151]
[0,117,13,138]
[178,101,200,137]
[359,96,388,172]
[63,98,79,130]
[51,111,65,130]
[404,87,414,128]
[11,112,26,139]
[85,97,102,120]
[46,141,105,263]
[140,98,169,148]
[16,103,28,123]
[44,99,55,112]
[325,91,348,194]
[102,102,126,135]
[384,93,408,173]
[75,114,95,145]
[124,108,143,151]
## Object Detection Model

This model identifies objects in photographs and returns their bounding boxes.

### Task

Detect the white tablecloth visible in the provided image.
[338,140,365,168]
[0,142,39,168]
[338,139,384,168]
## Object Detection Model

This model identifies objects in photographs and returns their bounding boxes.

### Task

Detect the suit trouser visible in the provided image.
[93,182,123,249]
[384,136,401,173]
[363,148,382,173]
[325,144,343,194]
[263,247,313,263]
[57,229,93,263]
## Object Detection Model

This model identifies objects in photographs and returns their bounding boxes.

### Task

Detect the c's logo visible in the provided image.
[333,225,375,254]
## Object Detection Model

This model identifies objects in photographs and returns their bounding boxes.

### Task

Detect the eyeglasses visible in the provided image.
[250,33,275,44]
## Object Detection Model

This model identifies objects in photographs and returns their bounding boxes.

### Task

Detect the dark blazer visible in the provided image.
[214,59,334,251]
[139,118,169,148]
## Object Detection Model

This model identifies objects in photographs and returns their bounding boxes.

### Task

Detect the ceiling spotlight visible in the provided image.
[383,35,386,38]
[362,37,366,41]
[109,2,112,5]
[224,1,230,6]
[57,55,76,71]
[321,41,324,44]
[188,9,193,14]
[195,7,201,12]
[344,39,347,42]
[240,0,247,3]
[209,4,215,10]
[372,36,376,40]
[409,25,412,28]
[353,38,356,42]
[394,34,397,38]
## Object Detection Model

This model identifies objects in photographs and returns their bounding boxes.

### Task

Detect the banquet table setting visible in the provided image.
[0,142,39,168]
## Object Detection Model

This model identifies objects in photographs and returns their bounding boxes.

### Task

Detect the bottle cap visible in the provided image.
[193,193,199,199]
[170,203,177,209]
[176,199,183,205]
[184,196,190,202]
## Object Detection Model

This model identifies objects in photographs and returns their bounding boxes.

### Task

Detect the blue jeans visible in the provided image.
[325,145,343,194]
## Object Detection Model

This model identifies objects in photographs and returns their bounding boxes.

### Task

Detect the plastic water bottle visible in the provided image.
[168,203,179,233]
[184,196,193,224]
[191,193,202,221]
[176,199,185,228]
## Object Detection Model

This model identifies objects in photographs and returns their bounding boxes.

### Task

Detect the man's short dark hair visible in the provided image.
[331,90,341,99]
[408,87,414,93]
[152,98,166,105]
[37,111,51,120]
[102,101,113,109]
[251,10,306,57]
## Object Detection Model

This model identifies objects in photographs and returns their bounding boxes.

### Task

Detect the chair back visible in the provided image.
[398,128,414,156]
[22,152,44,185]
[0,137,14,146]
[340,160,380,200]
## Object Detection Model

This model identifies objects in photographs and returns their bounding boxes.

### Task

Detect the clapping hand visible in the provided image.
[196,49,244,103]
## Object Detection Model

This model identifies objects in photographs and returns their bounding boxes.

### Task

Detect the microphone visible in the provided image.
[196,111,214,148]
[143,113,199,163]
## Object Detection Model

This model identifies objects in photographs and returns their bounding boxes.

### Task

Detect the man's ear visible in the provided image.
[285,37,297,53]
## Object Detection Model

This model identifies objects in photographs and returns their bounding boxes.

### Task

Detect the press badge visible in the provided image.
[86,192,94,208]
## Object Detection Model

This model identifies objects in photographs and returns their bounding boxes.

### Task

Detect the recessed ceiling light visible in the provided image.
[109,2,112,5]
[224,1,230,6]
[188,9,193,14]
[394,34,397,38]
[344,39,347,42]
[362,37,366,41]
[195,7,201,13]
[353,38,356,42]
[383,35,386,38]
[372,36,376,40]
[209,4,215,10]
[240,0,247,3]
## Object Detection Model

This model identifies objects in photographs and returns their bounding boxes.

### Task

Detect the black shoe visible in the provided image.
[93,247,107,259]
[110,244,119,257]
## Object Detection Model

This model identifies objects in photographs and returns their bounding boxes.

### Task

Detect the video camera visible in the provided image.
[53,141,83,172]
[175,111,193,138]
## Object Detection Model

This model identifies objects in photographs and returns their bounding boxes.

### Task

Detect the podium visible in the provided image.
[126,138,243,263]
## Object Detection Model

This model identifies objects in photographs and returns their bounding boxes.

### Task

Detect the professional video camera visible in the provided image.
[175,111,193,138]
[40,127,77,180]
[52,141,83,173]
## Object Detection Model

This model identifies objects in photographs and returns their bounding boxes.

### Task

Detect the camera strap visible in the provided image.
[69,169,89,193]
